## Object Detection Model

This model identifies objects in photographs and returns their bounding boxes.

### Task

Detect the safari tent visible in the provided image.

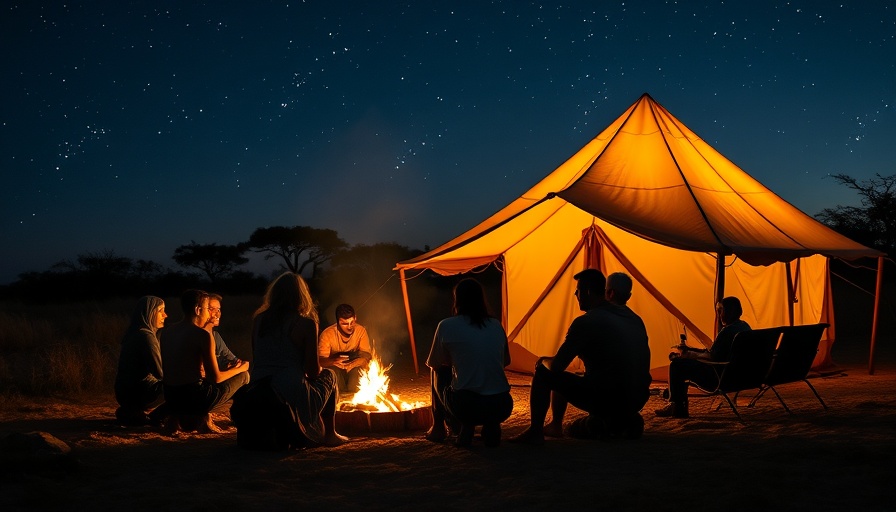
[395,93,885,379]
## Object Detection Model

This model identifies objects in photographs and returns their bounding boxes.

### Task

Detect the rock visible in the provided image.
[0,431,78,478]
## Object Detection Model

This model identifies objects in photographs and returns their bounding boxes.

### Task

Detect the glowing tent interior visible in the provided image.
[395,93,884,379]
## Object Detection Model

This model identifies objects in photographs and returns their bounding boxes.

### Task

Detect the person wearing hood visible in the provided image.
[114,295,168,425]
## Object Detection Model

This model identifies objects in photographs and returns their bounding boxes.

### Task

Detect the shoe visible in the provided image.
[655,401,689,418]
[481,423,501,448]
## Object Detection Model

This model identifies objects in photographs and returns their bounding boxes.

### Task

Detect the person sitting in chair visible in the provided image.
[654,296,752,419]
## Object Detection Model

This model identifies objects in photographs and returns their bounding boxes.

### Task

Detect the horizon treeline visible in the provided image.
[0,225,432,303]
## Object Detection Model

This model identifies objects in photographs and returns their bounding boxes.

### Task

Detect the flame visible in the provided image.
[340,353,424,412]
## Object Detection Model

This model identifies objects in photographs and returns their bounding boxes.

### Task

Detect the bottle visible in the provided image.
[678,333,688,353]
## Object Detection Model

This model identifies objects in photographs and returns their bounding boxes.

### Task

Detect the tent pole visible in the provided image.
[869,256,884,375]
[399,269,420,375]
[785,261,795,326]
[715,254,726,335]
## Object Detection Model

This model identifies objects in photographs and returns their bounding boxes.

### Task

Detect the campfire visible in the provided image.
[337,355,425,413]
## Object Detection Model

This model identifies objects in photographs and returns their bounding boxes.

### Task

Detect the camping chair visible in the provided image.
[749,323,830,413]
[686,327,781,422]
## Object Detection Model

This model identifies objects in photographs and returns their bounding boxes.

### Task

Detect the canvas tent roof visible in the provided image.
[396,93,883,376]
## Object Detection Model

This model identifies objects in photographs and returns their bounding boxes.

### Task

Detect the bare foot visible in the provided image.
[424,426,448,442]
[199,417,224,434]
[543,422,564,438]
[323,432,349,447]
[507,427,545,446]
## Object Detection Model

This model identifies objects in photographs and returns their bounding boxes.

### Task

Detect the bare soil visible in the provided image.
[2,340,895,512]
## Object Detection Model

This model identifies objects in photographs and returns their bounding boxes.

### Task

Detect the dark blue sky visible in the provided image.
[2,1,893,284]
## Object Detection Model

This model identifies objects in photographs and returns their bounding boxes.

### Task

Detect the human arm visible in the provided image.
[139,331,164,382]
[214,331,241,368]
[425,320,450,370]
[316,326,346,369]
[202,331,249,383]
[549,317,587,374]
[294,317,323,379]
[340,325,373,371]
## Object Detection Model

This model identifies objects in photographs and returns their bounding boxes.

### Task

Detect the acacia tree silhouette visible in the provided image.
[816,173,896,255]
[245,225,348,277]
[172,241,249,282]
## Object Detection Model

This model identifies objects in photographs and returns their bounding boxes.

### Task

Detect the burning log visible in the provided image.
[376,391,402,412]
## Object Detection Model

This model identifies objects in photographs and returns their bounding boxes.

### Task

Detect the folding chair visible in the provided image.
[749,323,830,413]
[687,327,781,422]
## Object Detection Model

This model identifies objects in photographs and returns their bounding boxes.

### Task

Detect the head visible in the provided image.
[452,278,493,327]
[334,303,357,337]
[605,272,633,305]
[131,296,166,333]
[180,289,210,327]
[716,296,743,326]
[205,293,223,331]
[255,272,319,327]
[573,268,607,311]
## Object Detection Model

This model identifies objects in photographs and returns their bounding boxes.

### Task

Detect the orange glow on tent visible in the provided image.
[396,94,882,377]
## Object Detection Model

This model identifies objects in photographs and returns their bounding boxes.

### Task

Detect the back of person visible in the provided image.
[159,323,206,387]
[251,314,306,380]
[433,315,510,395]
[576,303,651,412]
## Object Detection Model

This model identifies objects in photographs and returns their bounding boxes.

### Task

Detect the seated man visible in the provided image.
[159,289,250,432]
[318,303,372,397]
[510,270,651,445]
[654,296,752,419]
[203,293,243,370]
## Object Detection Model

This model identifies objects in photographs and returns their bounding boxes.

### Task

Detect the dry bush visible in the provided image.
[0,300,131,396]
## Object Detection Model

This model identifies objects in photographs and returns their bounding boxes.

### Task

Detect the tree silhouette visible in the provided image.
[172,241,249,282]
[816,173,896,256]
[245,226,348,277]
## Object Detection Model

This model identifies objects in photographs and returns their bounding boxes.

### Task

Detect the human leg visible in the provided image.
[509,359,555,445]
[480,392,513,447]
[544,391,568,437]
[426,366,453,442]
[316,369,347,446]
[345,366,363,396]
[331,368,350,396]
[656,358,718,418]
[208,371,250,413]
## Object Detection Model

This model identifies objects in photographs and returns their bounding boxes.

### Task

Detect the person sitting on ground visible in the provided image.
[425,278,513,448]
[510,269,651,445]
[546,271,652,439]
[114,296,168,425]
[655,296,751,419]
[317,303,372,397]
[203,293,243,370]
[250,272,347,447]
[159,289,250,432]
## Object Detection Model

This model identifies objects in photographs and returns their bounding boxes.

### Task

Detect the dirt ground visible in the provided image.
[2,339,895,512]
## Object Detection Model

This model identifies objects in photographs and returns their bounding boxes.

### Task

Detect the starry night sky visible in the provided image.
[1,1,893,284]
